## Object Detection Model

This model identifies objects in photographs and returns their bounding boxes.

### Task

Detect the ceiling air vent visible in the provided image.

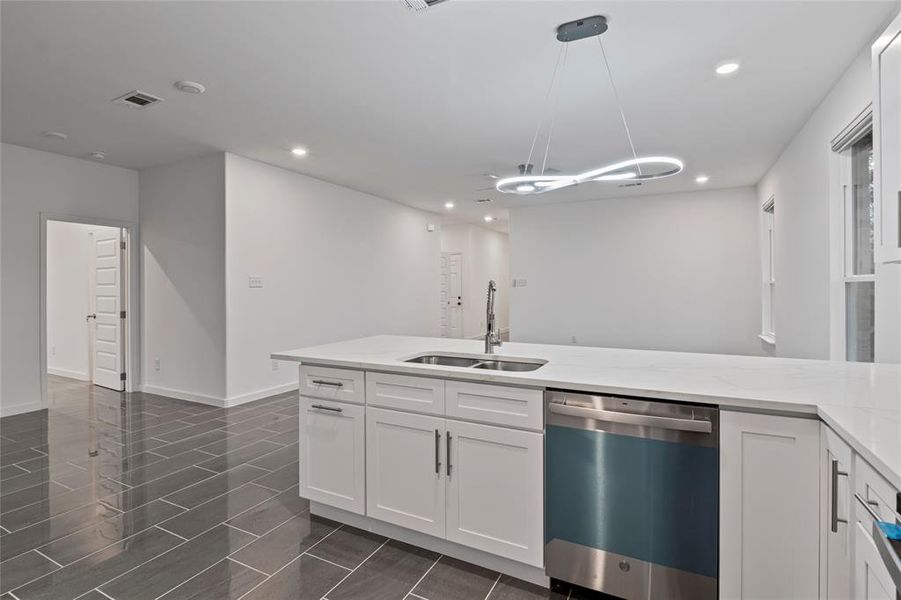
[400,0,447,11]
[112,90,163,109]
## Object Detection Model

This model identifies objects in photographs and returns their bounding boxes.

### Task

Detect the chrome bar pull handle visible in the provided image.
[434,429,441,475]
[446,432,452,477]
[831,459,849,532]
[312,379,343,388]
[855,492,882,522]
[310,404,342,413]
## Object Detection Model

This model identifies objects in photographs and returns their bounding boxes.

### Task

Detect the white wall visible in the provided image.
[140,153,227,403]
[46,221,118,380]
[758,44,901,361]
[224,153,440,403]
[1,144,139,416]
[440,224,510,338]
[509,187,762,356]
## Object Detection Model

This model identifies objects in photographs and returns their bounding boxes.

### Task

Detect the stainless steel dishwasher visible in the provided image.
[545,390,718,600]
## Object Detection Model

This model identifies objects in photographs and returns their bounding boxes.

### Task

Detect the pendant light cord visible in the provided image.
[597,36,642,174]
[540,42,568,175]
[525,42,566,171]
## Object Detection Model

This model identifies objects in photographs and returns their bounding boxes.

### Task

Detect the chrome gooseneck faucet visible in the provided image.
[485,280,502,354]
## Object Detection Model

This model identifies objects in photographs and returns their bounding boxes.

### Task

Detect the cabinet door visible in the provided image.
[299,396,365,514]
[874,11,901,263]
[821,426,853,600]
[366,407,446,537]
[719,411,820,600]
[445,419,543,567]
[853,521,897,600]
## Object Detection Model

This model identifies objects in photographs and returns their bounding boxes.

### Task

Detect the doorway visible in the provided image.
[440,252,464,338]
[42,217,134,401]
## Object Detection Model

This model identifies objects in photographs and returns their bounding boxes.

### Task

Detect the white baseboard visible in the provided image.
[1,400,45,417]
[139,381,299,408]
[47,367,90,381]
[225,382,298,407]
[139,384,226,407]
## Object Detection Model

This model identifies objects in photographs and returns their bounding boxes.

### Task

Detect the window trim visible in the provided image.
[760,196,775,344]
[829,114,875,361]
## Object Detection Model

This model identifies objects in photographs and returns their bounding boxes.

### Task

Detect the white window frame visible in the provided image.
[759,197,776,345]
[829,110,875,361]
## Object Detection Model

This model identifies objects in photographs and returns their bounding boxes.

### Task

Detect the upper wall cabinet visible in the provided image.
[874,10,901,263]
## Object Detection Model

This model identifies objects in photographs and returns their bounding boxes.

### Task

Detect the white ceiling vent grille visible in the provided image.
[112,90,163,109]
[400,0,448,11]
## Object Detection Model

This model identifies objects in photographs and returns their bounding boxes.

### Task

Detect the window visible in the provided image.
[842,132,875,362]
[760,197,775,343]
[832,120,875,363]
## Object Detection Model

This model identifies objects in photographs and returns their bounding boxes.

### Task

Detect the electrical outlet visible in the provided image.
[271,360,279,371]
[154,357,161,371]
[248,276,263,288]
[571,336,578,344]
[51,345,56,356]
[512,279,528,287]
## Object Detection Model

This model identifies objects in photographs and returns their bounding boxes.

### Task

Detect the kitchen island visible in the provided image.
[273,335,901,599]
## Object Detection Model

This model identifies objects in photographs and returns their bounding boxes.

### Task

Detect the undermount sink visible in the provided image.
[405,355,483,367]
[404,353,546,372]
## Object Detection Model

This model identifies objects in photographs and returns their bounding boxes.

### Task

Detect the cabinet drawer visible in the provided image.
[299,365,364,404]
[299,396,365,515]
[854,454,900,532]
[366,372,445,416]
[446,381,543,430]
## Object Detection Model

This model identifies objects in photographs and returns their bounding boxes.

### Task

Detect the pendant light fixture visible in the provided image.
[496,15,683,196]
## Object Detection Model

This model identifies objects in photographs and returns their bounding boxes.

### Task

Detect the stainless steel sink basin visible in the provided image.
[405,355,483,367]
[404,353,546,372]
[471,360,544,372]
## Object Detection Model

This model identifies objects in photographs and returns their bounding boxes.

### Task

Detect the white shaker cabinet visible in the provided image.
[874,10,901,263]
[820,426,853,600]
[853,455,901,600]
[298,395,366,514]
[366,407,447,538]
[719,411,820,600]
[445,419,543,568]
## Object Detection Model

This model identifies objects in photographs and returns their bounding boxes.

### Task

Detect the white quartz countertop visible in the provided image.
[273,335,901,490]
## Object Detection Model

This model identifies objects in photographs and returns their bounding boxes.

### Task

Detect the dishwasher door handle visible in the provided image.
[548,402,712,433]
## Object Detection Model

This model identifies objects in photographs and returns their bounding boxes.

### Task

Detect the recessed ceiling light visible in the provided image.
[715,61,740,76]
[515,184,536,193]
[291,147,308,157]
[41,130,68,140]
[695,175,710,184]
[444,201,455,209]
[89,152,106,161]
[173,80,206,94]
[484,215,494,223]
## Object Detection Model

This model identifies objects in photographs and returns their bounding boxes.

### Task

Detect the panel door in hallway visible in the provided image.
[90,228,125,390]
[441,252,463,338]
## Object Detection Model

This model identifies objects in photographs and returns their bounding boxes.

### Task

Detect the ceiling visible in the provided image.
[2,1,898,231]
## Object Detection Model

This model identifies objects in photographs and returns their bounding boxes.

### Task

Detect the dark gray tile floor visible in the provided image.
[0,376,601,600]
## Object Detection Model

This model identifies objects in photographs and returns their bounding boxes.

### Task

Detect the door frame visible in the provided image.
[39,212,139,406]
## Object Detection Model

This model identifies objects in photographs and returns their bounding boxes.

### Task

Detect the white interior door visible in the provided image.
[440,253,463,338]
[91,228,124,391]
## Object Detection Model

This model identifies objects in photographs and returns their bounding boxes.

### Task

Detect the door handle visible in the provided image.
[548,401,712,433]
[831,459,849,532]
[86,313,97,321]
[446,432,452,477]
[310,404,342,413]
[434,429,441,475]
[855,492,882,521]
[311,380,343,388]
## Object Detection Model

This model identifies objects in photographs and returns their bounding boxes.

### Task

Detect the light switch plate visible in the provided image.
[248,276,263,288]
[513,279,528,287]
